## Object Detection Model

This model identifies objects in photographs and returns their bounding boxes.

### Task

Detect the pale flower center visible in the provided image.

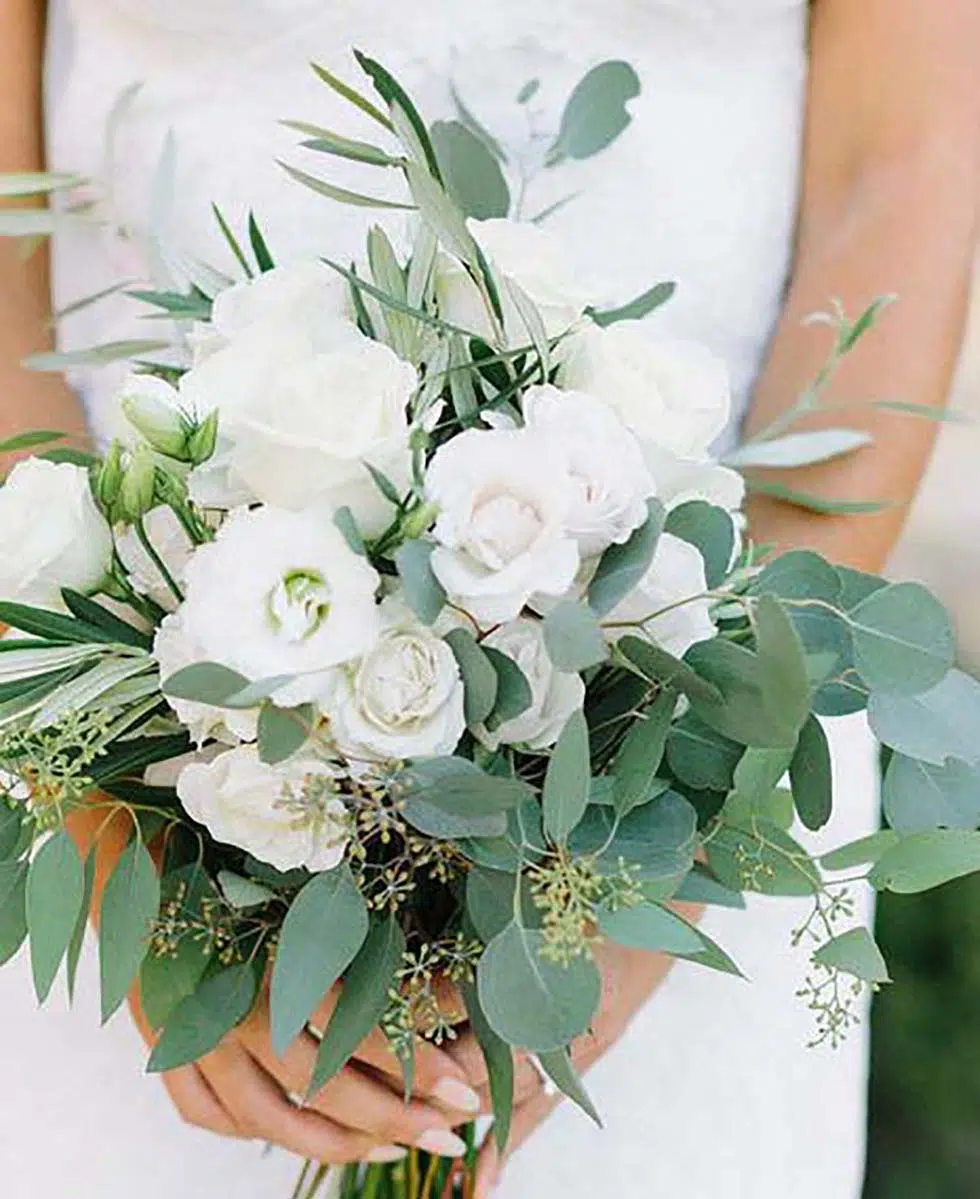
[266,567,331,642]
[468,490,544,570]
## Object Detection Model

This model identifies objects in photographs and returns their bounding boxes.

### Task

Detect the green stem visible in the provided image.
[134,517,184,604]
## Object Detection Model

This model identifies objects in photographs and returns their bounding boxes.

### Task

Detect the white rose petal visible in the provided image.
[643,443,746,514]
[426,428,580,627]
[153,610,259,746]
[325,598,465,765]
[116,505,196,611]
[523,384,655,557]
[606,532,716,659]
[177,746,350,873]
[180,326,416,534]
[436,218,588,345]
[0,459,113,610]
[557,322,732,460]
[176,505,381,707]
[476,618,584,750]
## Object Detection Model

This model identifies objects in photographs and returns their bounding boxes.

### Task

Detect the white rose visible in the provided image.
[522,384,655,556]
[116,505,196,611]
[436,219,588,345]
[605,532,716,659]
[476,618,585,751]
[180,326,416,534]
[177,746,350,873]
[426,428,580,627]
[557,322,732,459]
[153,609,259,746]
[0,459,113,610]
[177,505,381,706]
[325,598,465,765]
[189,262,352,363]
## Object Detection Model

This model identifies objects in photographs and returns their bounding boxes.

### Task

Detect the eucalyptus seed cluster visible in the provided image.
[1,708,112,822]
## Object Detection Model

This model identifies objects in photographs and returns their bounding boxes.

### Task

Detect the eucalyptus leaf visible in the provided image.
[726,429,873,470]
[334,507,367,557]
[790,715,833,831]
[813,927,891,985]
[542,710,591,844]
[308,917,406,1096]
[257,703,314,766]
[706,822,819,897]
[461,979,514,1154]
[546,61,641,165]
[536,1048,602,1127]
[587,500,665,617]
[0,861,28,967]
[868,669,980,766]
[821,830,900,872]
[482,647,533,727]
[849,582,954,695]
[599,903,704,956]
[666,712,743,792]
[217,871,277,910]
[615,636,720,706]
[27,831,85,1003]
[395,540,447,625]
[745,479,890,516]
[673,866,745,910]
[611,692,674,818]
[66,851,96,1003]
[882,754,980,833]
[587,281,676,328]
[664,501,735,589]
[396,757,532,818]
[543,600,609,672]
[477,922,601,1052]
[269,866,369,1056]
[446,629,498,728]
[99,837,161,1022]
[148,963,259,1072]
[870,830,980,893]
[162,662,250,706]
[466,867,539,944]
[431,120,510,220]
[571,791,698,883]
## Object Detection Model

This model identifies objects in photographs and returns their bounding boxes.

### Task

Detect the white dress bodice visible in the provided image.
[46,0,808,444]
[1,4,879,1198]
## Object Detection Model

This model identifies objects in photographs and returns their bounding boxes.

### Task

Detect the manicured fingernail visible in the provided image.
[416,1129,467,1158]
[433,1077,482,1114]
[366,1145,409,1164]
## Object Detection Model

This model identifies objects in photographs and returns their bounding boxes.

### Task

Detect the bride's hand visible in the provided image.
[128,982,481,1166]
[447,929,699,1197]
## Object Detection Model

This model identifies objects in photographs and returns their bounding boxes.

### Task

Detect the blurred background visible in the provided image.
[864,269,980,1199]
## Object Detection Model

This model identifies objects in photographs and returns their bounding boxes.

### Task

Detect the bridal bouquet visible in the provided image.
[3,52,980,1199]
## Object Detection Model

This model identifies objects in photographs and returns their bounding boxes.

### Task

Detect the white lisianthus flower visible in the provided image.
[325,598,465,765]
[605,532,716,658]
[0,459,113,610]
[426,428,580,627]
[557,321,732,459]
[436,219,588,345]
[176,506,381,707]
[116,505,196,612]
[522,384,656,557]
[643,443,745,514]
[153,610,259,746]
[117,373,195,456]
[177,746,350,873]
[188,262,352,363]
[476,618,585,751]
[179,325,416,534]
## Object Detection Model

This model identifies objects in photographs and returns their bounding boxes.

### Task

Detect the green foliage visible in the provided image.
[665,501,735,589]
[611,691,674,818]
[446,629,498,728]
[587,500,665,617]
[0,861,28,966]
[27,830,85,1003]
[849,582,954,695]
[477,921,601,1052]
[882,754,980,833]
[99,836,161,1022]
[430,121,510,219]
[790,715,833,831]
[870,831,980,894]
[269,865,369,1056]
[148,962,260,1072]
[257,703,314,765]
[308,917,405,1096]
[542,601,609,672]
[813,927,891,985]
[599,902,704,956]
[587,281,675,329]
[542,711,591,844]
[868,668,980,766]
[461,979,514,1154]
[545,61,641,165]
[394,540,446,625]
[537,1048,602,1127]
[571,792,698,884]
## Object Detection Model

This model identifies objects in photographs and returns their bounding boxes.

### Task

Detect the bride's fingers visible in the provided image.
[199,1040,379,1164]
[243,1026,469,1156]
[161,1063,242,1138]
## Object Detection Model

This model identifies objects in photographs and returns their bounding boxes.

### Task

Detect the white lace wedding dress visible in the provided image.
[0,1,879,1194]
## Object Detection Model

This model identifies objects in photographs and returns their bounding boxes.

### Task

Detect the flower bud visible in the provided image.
[118,447,158,523]
[186,409,219,466]
[399,500,440,540]
[95,441,126,517]
[119,374,190,459]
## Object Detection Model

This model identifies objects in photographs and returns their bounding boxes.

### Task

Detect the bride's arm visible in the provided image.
[463,1,980,1193]
[2,1,479,1165]
[744,0,980,572]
